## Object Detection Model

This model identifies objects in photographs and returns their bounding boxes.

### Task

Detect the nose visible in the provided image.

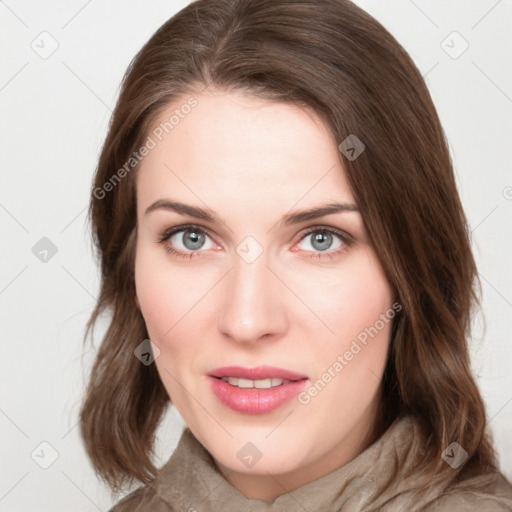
[217,251,289,345]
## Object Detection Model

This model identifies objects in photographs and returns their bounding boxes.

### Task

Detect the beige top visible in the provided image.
[110,415,512,511]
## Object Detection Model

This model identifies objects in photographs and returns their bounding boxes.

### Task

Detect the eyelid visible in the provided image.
[297,224,353,244]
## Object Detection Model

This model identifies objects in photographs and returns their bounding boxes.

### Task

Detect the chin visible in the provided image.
[195,422,310,474]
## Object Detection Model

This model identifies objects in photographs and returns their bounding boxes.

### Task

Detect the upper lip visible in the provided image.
[209,365,308,381]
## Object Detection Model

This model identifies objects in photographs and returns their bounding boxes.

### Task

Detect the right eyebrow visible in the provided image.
[145,200,222,223]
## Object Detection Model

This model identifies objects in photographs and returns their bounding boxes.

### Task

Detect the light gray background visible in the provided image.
[1,1,511,510]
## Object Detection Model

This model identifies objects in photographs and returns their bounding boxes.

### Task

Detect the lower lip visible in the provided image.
[208,377,308,414]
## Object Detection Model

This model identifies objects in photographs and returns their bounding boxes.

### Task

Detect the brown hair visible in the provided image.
[80,0,497,495]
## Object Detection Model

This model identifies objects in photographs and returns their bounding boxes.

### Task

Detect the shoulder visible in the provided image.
[108,485,173,512]
[423,472,512,512]
[108,487,147,512]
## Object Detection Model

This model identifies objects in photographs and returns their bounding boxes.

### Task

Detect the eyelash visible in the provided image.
[157,224,353,261]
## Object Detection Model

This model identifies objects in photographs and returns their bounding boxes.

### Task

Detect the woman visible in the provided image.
[80,0,512,510]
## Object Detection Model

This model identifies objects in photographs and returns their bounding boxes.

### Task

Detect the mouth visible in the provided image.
[208,365,308,381]
[217,376,292,389]
[208,365,309,414]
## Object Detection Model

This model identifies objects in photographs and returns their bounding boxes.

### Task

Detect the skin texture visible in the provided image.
[134,89,395,502]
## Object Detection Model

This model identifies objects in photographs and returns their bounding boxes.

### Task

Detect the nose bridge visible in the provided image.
[217,249,287,343]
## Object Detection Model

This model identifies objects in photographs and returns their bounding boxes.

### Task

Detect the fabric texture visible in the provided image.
[109,414,512,511]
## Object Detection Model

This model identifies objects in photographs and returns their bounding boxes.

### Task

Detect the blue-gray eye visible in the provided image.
[299,231,343,252]
[170,229,214,252]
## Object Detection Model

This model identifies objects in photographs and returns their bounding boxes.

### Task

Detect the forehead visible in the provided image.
[136,90,355,215]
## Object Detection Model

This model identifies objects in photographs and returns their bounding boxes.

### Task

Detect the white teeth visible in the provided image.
[219,377,288,388]
[238,378,254,388]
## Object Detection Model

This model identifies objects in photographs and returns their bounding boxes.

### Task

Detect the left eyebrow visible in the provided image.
[280,202,359,227]
[144,199,359,227]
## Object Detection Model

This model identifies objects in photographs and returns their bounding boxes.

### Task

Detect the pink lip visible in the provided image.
[208,366,309,415]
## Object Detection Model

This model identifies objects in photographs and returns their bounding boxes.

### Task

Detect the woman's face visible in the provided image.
[135,89,396,499]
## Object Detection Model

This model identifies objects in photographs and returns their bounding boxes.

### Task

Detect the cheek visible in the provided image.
[134,247,201,406]
[134,243,182,343]
[134,242,214,352]
[306,249,394,377]
[296,261,394,423]
[304,250,394,340]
